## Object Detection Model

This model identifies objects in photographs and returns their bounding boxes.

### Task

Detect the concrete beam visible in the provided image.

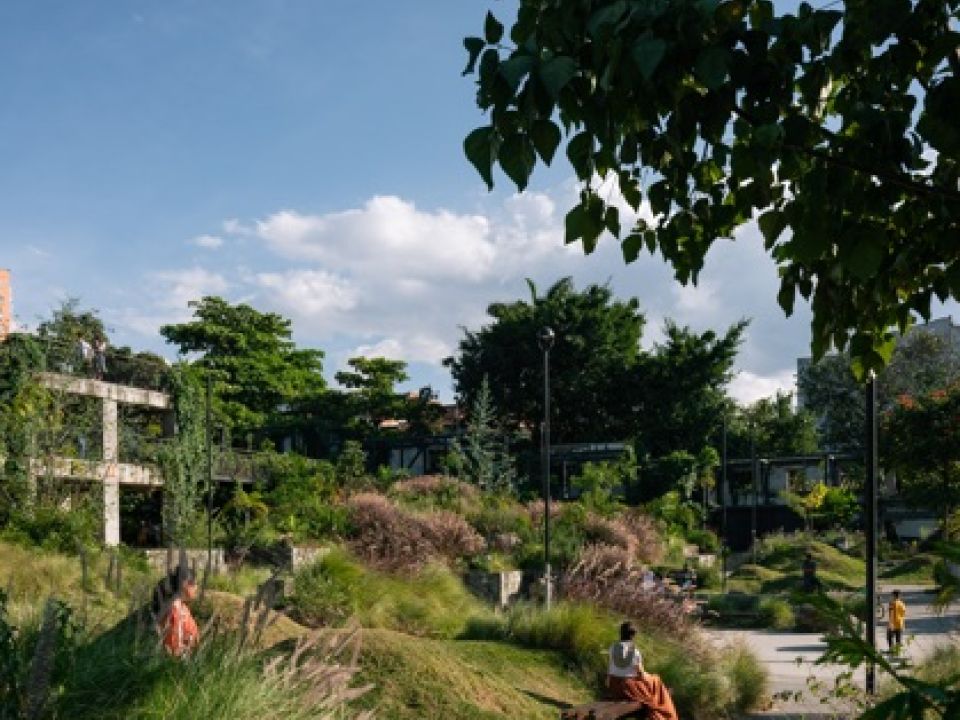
[38,372,171,409]
[29,458,163,487]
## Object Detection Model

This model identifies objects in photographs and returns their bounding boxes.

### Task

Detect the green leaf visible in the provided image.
[752,123,785,148]
[462,37,485,76]
[582,198,606,254]
[631,35,667,80]
[565,204,586,245]
[648,180,671,216]
[758,210,787,248]
[464,127,497,190]
[539,56,578,99]
[622,233,644,263]
[777,281,796,316]
[604,206,621,237]
[531,119,561,165]
[843,234,886,280]
[587,1,628,38]
[498,133,536,191]
[695,45,729,90]
[484,11,504,44]
[566,132,594,180]
[918,77,960,157]
[499,55,534,91]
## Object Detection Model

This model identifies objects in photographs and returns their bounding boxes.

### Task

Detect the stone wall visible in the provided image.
[465,570,527,607]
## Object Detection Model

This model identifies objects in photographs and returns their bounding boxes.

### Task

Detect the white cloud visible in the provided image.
[255,196,497,282]
[728,369,797,405]
[114,267,229,338]
[256,269,358,317]
[191,234,224,249]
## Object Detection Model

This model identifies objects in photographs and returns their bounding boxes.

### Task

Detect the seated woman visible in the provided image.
[607,621,678,720]
[152,565,200,657]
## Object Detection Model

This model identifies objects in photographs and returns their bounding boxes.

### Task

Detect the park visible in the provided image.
[1,1,959,719]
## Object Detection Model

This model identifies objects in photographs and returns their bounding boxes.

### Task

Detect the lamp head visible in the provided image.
[538,326,555,351]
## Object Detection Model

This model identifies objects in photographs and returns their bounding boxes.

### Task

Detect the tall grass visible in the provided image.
[290,548,489,638]
[461,601,768,719]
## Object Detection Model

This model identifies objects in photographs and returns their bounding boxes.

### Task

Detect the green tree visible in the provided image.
[160,297,325,430]
[461,0,960,376]
[459,376,516,492]
[633,320,746,461]
[883,384,960,527]
[334,356,409,434]
[729,392,819,458]
[800,330,960,455]
[36,299,106,374]
[445,277,645,442]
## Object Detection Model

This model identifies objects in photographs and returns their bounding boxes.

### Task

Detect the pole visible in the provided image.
[542,344,552,610]
[865,373,878,694]
[721,413,728,592]
[751,422,758,564]
[205,374,213,571]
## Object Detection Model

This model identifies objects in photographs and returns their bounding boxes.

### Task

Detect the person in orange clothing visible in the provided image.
[153,566,200,657]
[606,621,679,720]
[887,589,907,653]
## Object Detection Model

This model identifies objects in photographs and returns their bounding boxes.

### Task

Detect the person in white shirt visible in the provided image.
[605,621,678,720]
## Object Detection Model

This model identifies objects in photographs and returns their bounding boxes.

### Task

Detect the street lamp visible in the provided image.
[539,326,555,610]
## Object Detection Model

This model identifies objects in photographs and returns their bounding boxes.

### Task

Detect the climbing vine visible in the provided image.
[158,366,206,546]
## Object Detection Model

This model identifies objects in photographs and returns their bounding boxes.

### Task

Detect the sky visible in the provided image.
[1,1,956,405]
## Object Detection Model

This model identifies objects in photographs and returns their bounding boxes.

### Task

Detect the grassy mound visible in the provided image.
[879,554,937,585]
[354,628,593,719]
[728,537,864,594]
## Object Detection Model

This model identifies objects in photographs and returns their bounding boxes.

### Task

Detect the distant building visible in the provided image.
[0,269,10,340]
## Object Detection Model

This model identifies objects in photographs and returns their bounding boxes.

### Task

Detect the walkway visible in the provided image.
[709,587,958,718]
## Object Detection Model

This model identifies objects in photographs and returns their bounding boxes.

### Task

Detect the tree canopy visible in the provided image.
[799,327,960,454]
[160,297,325,430]
[462,0,960,375]
[444,277,646,442]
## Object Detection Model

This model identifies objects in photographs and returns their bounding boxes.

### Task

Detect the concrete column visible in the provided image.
[103,398,120,546]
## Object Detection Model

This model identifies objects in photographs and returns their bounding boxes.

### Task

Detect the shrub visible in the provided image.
[758,597,795,630]
[390,475,479,512]
[686,527,720,553]
[561,544,694,639]
[345,493,485,571]
[718,639,769,713]
[289,548,488,639]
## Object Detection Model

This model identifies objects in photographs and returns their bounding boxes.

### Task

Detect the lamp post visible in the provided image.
[539,326,555,610]
[721,412,728,592]
[865,372,878,694]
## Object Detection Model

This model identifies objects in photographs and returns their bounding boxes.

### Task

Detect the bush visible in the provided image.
[686,528,720,553]
[758,597,795,630]
[720,639,769,712]
[2,505,101,553]
[390,475,479,513]
[345,493,485,571]
[561,545,694,639]
[289,548,489,639]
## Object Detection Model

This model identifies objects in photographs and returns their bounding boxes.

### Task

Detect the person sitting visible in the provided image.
[606,621,678,720]
[152,565,200,657]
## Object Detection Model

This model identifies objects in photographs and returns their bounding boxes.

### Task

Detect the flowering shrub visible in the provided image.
[345,493,485,571]
[390,475,480,511]
[562,544,695,640]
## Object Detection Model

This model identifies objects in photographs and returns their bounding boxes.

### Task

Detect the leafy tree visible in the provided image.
[445,277,645,442]
[335,440,368,489]
[461,0,960,376]
[457,376,516,492]
[334,356,409,434]
[160,296,325,430]
[883,384,960,526]
[728,392,819,458]
[36,299,106,374]
[633,320,746,460]
[800,330,960,455]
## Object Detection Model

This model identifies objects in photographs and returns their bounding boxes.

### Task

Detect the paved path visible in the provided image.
[708,587,958,717]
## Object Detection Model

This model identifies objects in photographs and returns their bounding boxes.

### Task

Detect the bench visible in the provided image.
[560,701,646,720]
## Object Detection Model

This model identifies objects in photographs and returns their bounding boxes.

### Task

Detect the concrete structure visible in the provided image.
[34,372,171,546]
[0,269,10,340]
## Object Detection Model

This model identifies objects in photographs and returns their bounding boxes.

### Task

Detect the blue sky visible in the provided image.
[2,1,955,404]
